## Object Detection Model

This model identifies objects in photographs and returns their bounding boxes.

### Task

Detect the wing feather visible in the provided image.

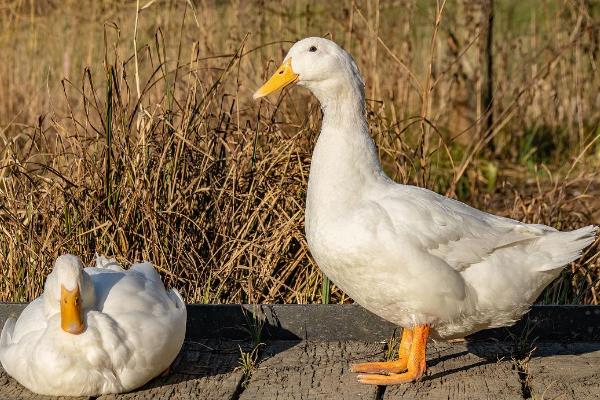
[378,185,554,271]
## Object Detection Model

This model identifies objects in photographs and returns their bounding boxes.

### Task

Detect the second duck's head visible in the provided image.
[44,254,95,335]
[254,37,365,106]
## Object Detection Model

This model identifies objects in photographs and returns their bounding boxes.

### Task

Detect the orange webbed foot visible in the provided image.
[350,359,408,374]
[355,325,429,386]
[352,326,413,374]
[357,368,424,385]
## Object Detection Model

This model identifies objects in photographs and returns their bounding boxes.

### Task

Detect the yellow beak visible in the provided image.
[253,58,299,99]
[60,285,84,335]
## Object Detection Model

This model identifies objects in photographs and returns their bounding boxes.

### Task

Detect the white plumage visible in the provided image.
[0,254,186,396]
[255,37,597,340]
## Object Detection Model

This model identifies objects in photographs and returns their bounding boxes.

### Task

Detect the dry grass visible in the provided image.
[0,0,599,304]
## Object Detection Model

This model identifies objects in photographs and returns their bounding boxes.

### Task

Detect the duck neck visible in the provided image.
[306,80,383,220]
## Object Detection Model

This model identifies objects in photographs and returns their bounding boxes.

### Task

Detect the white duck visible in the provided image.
[0,254,186,396]
[254,37,597,385]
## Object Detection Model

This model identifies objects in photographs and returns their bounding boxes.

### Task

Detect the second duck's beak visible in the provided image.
[253,58,299,99]
[60,285,84,335]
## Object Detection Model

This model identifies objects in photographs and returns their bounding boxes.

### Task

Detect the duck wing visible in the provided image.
[379,185,597,273]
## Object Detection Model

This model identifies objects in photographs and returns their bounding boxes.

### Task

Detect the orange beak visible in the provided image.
[253,58,299,99]
[60,285,84,335]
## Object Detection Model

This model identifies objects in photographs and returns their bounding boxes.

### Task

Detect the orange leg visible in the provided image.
[351,327,413,374]
[357,325,430,385]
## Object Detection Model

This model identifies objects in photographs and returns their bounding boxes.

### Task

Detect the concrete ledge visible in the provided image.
[1,303,599,341]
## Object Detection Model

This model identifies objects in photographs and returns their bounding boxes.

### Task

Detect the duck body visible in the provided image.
[256,36,597,340]
[306,155,592,338]
[302,57,595,339]
[0,255,186,396]
[255,37,597,384]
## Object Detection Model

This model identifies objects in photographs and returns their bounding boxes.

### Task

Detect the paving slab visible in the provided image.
[527,342,600,400]
[0,339,245,400]
[239,340,384,400]
[383,341,522,400]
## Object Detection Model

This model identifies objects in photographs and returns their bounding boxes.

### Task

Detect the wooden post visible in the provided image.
[481,0,494,150]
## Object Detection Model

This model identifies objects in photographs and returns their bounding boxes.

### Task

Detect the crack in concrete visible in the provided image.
[230,342,265,400]
[511,342,536,399]
[229,374,247,400]
[516,361,533,399]
[375,385,386,400]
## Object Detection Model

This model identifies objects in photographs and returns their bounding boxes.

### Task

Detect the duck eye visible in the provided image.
[309,46,317,52]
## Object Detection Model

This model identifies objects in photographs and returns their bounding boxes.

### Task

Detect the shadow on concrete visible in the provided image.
[466,306,600,362]
[121,305,304,394]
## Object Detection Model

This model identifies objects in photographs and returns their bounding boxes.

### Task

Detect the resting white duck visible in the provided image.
[254,37,598,385]
[0,254,186,396]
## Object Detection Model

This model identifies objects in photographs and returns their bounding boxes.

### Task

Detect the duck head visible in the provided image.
[44,255,95,335]
[253,37,365,108]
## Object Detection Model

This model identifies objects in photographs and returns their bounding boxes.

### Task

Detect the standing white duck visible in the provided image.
[0,254,186,396]
[254,37,597,385]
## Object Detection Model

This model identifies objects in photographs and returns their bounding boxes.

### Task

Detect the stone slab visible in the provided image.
[239,341,384,400]
[383,341,522,400]
[3,340,600,399]
[527,342,600,400]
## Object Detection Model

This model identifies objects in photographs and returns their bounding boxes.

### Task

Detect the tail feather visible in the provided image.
[535,225,597,271]
[0,317,16,349]
[131,262,162,283]
[95,253,124,272]
[168,288,186,311]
